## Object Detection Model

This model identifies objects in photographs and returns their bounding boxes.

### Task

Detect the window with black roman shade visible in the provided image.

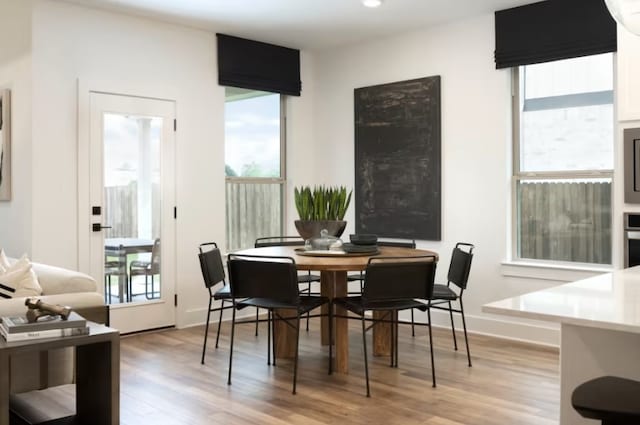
[494,0,616,69]
[217,34,301,96]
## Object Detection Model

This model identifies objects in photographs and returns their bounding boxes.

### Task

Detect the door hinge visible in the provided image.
[174,294,178,307]
[173,119,177,131]
[173,206,177,219]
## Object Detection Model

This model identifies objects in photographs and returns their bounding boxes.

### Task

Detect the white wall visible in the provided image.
[26,0,316,327]
[0,0,33,256]
[4,0,629,342]
[309,13,619,344]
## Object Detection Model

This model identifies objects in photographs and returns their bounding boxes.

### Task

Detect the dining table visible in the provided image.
[232,245,438,374]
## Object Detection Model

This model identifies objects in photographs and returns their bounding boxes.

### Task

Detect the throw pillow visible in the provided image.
[0,254,43,298]
[0,248,10,270]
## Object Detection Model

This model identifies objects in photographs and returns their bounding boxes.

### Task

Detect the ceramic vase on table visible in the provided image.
[294,220,347,240]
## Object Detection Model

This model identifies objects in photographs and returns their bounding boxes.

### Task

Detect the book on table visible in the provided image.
[0,324,90,342]
[1,311,86,333]
[0,311,89,342]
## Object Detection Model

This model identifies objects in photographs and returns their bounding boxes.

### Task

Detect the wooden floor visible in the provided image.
[119,319,559,425]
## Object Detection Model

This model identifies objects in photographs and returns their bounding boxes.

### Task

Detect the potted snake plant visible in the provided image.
[293,185,352,240]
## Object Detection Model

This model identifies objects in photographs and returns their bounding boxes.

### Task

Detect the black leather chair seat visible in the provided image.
[572,376,640,424]
[432,284,457,300]
[213,283,231,299]
[237,295,329,312]
[297,273,321,283]
[334,296,428,316]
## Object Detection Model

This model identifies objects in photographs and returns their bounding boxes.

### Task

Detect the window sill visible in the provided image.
[501,260,612,282]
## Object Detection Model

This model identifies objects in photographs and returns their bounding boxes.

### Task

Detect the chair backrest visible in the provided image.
[227,254,300,303]
[362,255,437,302]
[149,238,161,273]
[377,239,416,248]
[254,236,305,248]
[447,243,474,290]
[198,242,226,289]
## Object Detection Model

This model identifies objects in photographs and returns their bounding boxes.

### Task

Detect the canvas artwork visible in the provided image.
[0,89,10,201]
[354,76,441,240]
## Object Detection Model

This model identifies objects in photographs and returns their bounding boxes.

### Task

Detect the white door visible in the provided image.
[87,92,176,333]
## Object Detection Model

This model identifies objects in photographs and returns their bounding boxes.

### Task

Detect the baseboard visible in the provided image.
[180,304,560,347]
[179,305,258,330]
[401,308,559,347]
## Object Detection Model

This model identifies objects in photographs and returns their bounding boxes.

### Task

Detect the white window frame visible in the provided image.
[224,92,287,251]
[511,62,614,267]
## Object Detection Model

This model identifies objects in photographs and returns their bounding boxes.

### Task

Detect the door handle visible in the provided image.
[92,223,112,232]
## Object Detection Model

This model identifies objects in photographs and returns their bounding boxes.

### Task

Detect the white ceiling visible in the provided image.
[62,0,536,50]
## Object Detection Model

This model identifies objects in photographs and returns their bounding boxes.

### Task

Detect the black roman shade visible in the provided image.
[494,0,617,69]
[217,33,301,96]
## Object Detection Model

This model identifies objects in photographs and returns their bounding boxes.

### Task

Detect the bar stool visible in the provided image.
[572,376,640,425]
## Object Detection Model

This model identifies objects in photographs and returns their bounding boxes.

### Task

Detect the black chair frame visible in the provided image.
[347,239,416,294]
[333,255,437,397]
[199,242,235,364]
[255,236,321,332]
[427,242,474,367]
[226,253,332,394]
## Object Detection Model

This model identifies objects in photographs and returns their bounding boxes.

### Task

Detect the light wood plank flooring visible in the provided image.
[119,319,559,425]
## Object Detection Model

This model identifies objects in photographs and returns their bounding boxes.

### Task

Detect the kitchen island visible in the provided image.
[483,266,640,425]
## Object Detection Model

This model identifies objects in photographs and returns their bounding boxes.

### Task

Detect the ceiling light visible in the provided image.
[362,0,383,8]
[605,0,640,35]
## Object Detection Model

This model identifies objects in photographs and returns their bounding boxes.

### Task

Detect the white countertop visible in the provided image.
[483,266,640,334]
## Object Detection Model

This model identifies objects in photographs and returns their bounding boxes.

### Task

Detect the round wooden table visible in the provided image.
[233,245,438,374]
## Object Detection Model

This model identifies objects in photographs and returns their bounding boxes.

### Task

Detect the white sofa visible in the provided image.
[0,261,106,393]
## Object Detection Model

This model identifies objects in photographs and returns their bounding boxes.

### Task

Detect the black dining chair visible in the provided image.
[572,376,640,424]
[104,247,126,304]
[226,253,332,394]
[426,242,474,366]
[347,239,416,293]
[129,238,161,300]
[333,255,437,396]
[255,236,321,331]
[198,242,234,364]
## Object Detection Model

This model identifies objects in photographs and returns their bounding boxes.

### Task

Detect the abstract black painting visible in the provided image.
[354,76,441,240]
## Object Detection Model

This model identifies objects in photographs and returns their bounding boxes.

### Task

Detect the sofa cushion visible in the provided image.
[31,263,97,295]
[0,254,43,298]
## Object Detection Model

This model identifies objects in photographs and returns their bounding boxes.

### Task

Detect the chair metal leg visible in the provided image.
[427,308,436,388]
[328,303,333,375]
[395,313,399,367]
[305,283,311,332]
[448,301,458,351]
[267,309,272,365]
[255,308,260,336]
[227,305,237,386]
[411,309,415,337]
[127,275,132,302]
[362,314,371,397]
[145,274,158,300]
[390,312,395,367]
[272,310,277,367]
[292,313,301,395]
[201,297,213,364]
[459,298,472,367]
[215,299,225,349]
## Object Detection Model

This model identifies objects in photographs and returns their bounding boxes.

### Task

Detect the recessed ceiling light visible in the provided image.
[362,0,383,8]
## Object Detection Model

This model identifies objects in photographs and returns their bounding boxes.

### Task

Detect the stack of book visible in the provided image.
[0,312,89,342]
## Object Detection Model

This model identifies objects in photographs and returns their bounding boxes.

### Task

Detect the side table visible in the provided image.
[0,324,119,425]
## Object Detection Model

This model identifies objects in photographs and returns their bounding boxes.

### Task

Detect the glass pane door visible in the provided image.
[103,114,162,305]
[88,92,175,333]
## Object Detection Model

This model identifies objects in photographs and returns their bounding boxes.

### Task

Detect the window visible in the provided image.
[225,88,285,252]
[513,53,613,265]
